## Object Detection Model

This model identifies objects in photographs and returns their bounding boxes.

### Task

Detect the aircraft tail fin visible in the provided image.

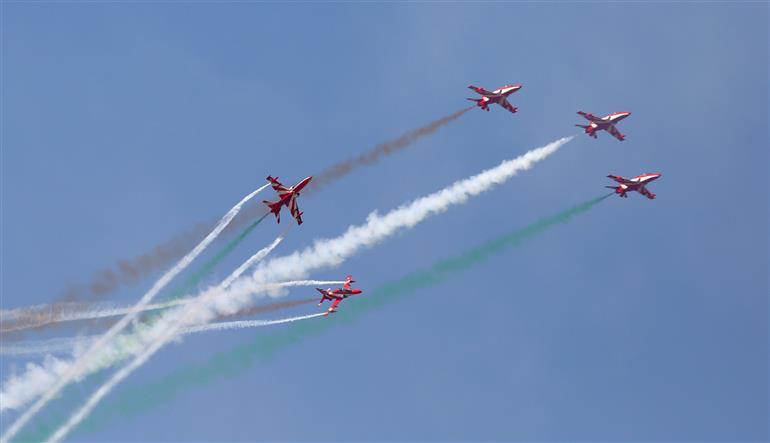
[263,200,282,223]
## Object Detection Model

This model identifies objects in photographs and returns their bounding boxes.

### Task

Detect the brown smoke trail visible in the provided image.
[211,298,317,321]
[305,106,473,194]
[12,107,470,321]
[60,221,212,300]
[1,302,99,335]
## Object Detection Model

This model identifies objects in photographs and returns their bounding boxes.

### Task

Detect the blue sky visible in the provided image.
[2,2,768,441]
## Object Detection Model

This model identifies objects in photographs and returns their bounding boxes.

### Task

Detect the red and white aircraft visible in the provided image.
[316,275,363,316]
[606,173,661,199]
[576,111,631,141]
[467,84,522,114]
[263,175,312,225]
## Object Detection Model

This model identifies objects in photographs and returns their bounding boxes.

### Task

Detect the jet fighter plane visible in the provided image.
[317,275,363,316]
[576,111,631,141]
[606,173,661,199]
[263,175,312,225]
[467,84,522,114]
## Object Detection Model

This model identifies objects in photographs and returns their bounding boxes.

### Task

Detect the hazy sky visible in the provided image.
[2,3,768,441]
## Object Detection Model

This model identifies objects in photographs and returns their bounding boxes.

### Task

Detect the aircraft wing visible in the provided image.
[498,98,518,114]
[638,186,656,199]
[468,85,494,96]
[266,176,291,196]
[577,111,601,122]
[288,195,303,225]
[323,299,342,316]
[607,174,633,185]
[606,124,626,141]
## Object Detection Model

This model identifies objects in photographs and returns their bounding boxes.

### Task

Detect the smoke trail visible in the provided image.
[1,299,320,358]
[0,295,314,414]
[0,184,269,443]
[163,213,271,300]
[60,223,211,300]
[305,107,473,194]
[2,214,270,337]
[17,194,609,441]
[1,274,333,342]
[36,108,471,306]
[185,313,326,334]
[45,136,572,442]
[47,233,291,442]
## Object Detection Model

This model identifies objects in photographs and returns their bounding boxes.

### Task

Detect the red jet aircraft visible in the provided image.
[576,111,631,141]
[263,175,312,225]
[467,84,522,114]
[317,275,363,316]
[606,173,661,199]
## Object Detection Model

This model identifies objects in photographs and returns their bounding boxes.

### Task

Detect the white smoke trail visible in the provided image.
[0,235,290,414]
[47,234,289,442]
[2,277,338,334]
[2,309,329,358]
[0,240,321,413]
[0,311,324,413]
[2,213,283,334]
[0,183,270,443]
[2,337,89,357]
[48,136,573,442]
[185,313,326,333]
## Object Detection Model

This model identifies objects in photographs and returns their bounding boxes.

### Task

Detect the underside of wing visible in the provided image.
[289,196,302,224]
[606,124,625,141]
[608,175,633,185]
[638,186,655,199]
[498,98,518,114]
[324,299,342,316]
[468,85,493,96]
[577,111,601,122]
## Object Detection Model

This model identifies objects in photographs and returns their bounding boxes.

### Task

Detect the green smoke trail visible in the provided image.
[19,195,609,441]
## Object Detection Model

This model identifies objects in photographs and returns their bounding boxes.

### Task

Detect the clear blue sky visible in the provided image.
[2,3,768,441]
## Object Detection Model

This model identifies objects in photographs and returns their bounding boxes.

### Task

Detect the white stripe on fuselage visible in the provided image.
[606,113,628,121]
[632,174,657,183]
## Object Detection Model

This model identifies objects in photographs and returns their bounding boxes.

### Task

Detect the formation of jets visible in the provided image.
[262,83,661,316]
